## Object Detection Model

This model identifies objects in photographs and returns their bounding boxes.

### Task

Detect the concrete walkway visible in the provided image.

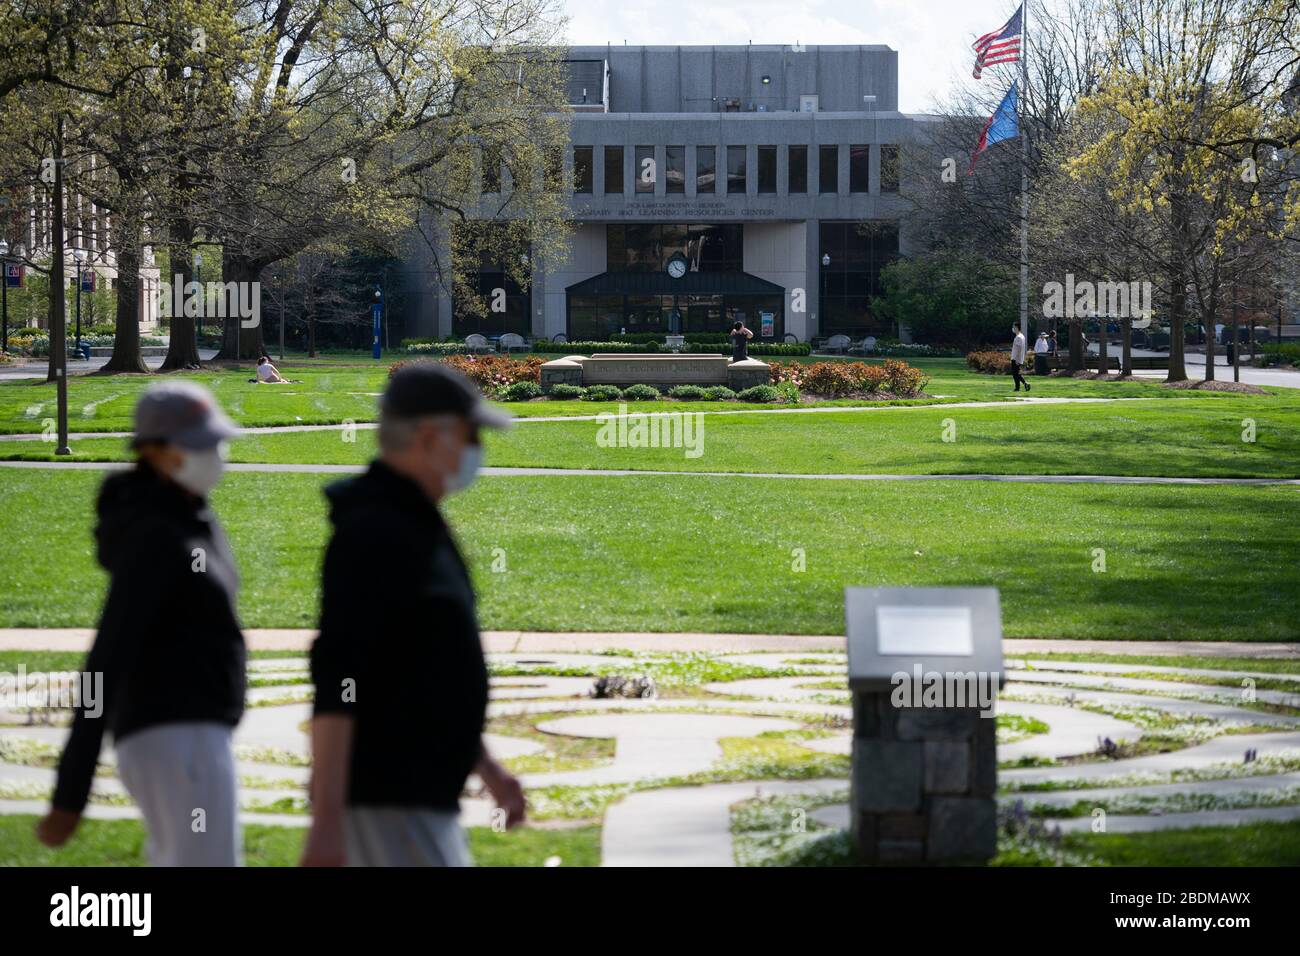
[0,395,1160,443]
[3,628,1298,658]
[3,457,1296,485]
[602,779,844,866]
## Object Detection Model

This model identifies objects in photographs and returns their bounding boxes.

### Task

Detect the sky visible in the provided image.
[559,0,1024,113]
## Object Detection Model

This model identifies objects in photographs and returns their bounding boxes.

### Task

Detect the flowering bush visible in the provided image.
[775,359,927,398]
[966,350,1011,374]
[387,354,543,397]
[881,359,929,397]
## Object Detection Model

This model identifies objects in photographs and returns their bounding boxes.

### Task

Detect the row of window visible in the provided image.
[484,145,900,197]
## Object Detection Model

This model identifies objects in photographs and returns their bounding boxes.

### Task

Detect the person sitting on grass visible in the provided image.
[255,353,288,383]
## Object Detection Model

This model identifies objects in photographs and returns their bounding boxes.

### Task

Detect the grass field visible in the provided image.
[6,394,1298,479]
[0,815,600,867]
[2,468,1297,638]
[0,358,1285,434]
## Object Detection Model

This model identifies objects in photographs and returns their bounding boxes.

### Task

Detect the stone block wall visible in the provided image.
[850,691,997,864]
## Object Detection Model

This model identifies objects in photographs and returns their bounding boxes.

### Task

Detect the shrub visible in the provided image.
[667,385,707,400]
[387,354,543,398]
[531,340,659,354]
[800,361,855,396]
[774,380,800,404]
[701,386,736,401]
[881,358,929,397]
[966,350,1011,374]
[736,384,781,403]
[405,342,468,355]
[582,384,622,401]
[547,383,584,399]
[684,342,812,356]
[620,384,661,401]
[1260,343,1300,368]
[500,380,543,402]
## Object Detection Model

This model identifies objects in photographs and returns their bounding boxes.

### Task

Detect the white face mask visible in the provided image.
[443,443,483,495]
[173,443,228,497]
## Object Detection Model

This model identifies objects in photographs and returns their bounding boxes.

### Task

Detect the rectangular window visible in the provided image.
[850,145,870,193]
[757,146,776,194]
[881,144,900,193]
[696,146,716,194]
[604,146,624,194]
[481,146,501,194]
[635,146,655,193]
[665,146,685,194]
[573,147,593,194]
[788,145,807,193]
[819,145,838,194]
[727,146,747,194]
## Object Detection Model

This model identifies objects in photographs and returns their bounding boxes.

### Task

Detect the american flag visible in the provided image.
[972,5,1023,79]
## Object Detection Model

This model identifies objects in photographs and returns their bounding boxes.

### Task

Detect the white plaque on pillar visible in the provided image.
[876,605,974,656]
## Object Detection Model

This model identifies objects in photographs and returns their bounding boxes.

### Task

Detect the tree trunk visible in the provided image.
[1165,195,1190,382]
[1097,318,1109,376]
[1121,319,1132,376]
[213,252,266,360]
[99,225,149,374]
[1068,320,1083,372]
[159,221,200,370]
[307,281,317,358]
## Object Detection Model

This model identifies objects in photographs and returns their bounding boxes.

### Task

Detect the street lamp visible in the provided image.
[73,248,86,359]
[821,253,830,341]
[372,284,383,360]
[0,239,9,355]
[194,250,203,336]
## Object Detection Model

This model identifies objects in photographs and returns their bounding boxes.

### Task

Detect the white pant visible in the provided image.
[114,722,241,867]
[344,807,471,867]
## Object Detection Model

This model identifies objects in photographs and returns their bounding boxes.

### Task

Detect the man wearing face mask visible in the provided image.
[302,362,523,866]
[36,381,246,865]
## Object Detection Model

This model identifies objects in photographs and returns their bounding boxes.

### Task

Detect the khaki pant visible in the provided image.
[114,722,241,866]
[344,807,471,867]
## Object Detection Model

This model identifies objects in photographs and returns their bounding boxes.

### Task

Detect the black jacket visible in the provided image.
[52,464,246,813]
[311,460,489,811]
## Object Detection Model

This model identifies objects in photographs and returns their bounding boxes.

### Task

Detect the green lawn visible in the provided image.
[1060,820,1300,866]
[0,815,600,866]
[1,358,1281,435]
[2,469,1297,639]
[6,393,1299,479]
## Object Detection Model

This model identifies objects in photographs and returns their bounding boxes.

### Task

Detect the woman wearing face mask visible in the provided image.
[36,381,247,866]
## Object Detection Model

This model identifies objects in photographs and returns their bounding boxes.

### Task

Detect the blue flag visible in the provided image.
[968,81,1019,174]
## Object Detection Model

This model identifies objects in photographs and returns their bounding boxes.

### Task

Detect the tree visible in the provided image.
[873,251,1017,350]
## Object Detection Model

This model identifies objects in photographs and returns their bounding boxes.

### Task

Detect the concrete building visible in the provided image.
[412,44,923,343]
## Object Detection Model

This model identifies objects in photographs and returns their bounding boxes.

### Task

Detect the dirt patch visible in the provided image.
[1162,379,1268,395]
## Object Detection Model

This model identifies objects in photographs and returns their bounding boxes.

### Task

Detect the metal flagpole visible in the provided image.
[1019,1,1030,339]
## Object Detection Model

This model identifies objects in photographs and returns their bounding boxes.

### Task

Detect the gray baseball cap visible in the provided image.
[131,381,240,449]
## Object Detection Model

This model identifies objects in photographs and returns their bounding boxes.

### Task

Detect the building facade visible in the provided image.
[413,44,923,343]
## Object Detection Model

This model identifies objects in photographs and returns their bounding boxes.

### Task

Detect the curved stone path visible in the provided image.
[3,648,1300,865]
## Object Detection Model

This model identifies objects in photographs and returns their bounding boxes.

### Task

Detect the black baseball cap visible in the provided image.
[381,362,513,429]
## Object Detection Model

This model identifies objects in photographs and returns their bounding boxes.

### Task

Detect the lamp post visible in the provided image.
[0,239,9,355]
[194,250,203,336]
[372,284,383,360]
[821,252,830,340]
[73,248,86,359]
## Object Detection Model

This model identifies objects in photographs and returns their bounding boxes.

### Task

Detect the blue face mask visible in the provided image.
[445,443,483,495]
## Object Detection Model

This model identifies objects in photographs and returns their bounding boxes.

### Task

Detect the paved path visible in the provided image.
[3,457,1296,485]
[0,395,1159,443]
[602,779,844,866]
[4,628,1298,657]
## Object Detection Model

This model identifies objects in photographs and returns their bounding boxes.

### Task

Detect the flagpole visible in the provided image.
[1019,1,1030,339]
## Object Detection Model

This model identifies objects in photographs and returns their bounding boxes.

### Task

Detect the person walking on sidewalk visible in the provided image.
[1010,324,1030,392]
[301,362,524,867]
[37,382,245,866]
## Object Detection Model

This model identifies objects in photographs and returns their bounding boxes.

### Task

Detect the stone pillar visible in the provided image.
[850,693,997,864]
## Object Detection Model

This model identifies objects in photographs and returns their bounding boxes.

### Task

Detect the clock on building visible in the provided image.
[666,253,688,279]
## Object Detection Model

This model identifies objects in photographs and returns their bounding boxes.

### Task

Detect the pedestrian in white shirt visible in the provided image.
[1009,325,1030,392]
